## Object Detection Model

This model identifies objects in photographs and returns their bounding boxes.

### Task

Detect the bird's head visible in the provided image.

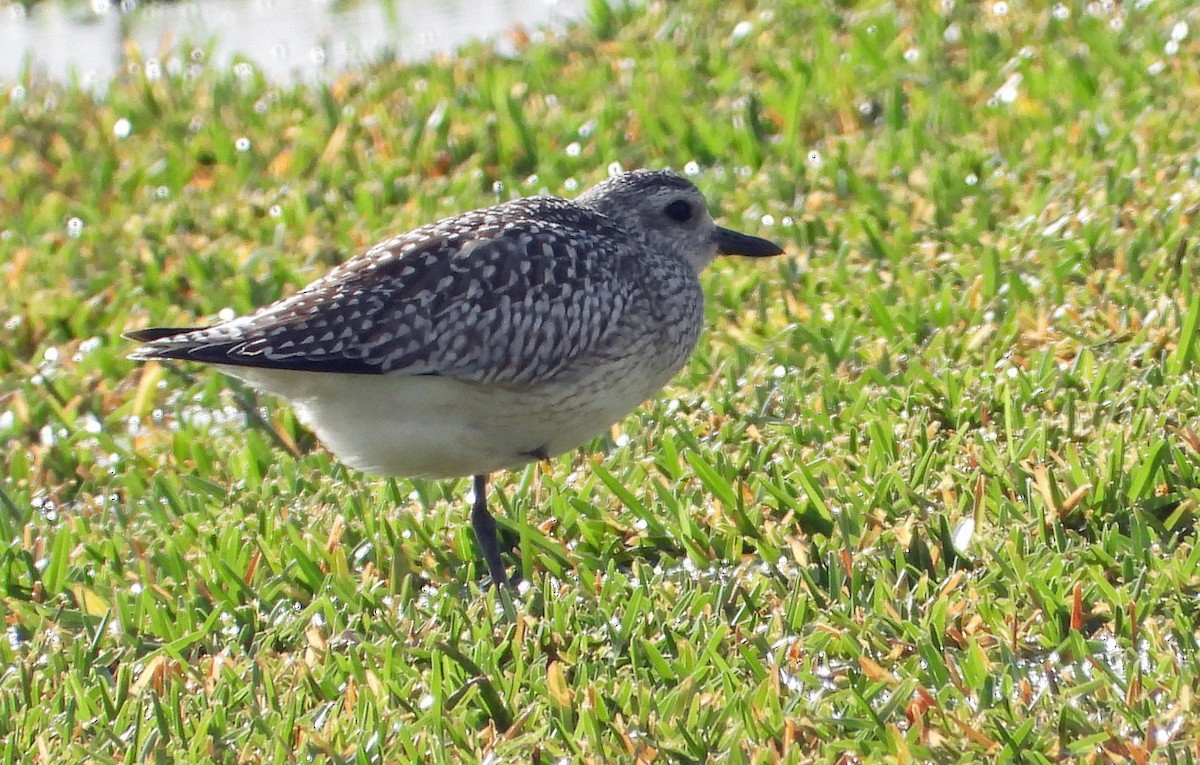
[576,169,784,273]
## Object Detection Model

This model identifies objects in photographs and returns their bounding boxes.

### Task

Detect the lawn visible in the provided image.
[2,0,1200,761]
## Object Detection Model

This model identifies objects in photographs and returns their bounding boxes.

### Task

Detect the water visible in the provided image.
[0,0,589,85]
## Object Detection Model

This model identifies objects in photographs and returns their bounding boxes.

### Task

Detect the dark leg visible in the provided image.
[471,474,512,588]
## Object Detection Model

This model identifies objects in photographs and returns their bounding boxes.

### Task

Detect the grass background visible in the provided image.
[3,0,1200,761]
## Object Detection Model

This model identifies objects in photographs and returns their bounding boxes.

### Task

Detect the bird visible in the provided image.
[126,169,784,587]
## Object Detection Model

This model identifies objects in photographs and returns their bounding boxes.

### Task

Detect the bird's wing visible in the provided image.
[126,199,645,385]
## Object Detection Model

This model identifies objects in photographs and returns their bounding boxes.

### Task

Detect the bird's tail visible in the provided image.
[124,325,232,362]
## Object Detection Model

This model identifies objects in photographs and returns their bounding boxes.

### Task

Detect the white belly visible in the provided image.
[214,357,680,478]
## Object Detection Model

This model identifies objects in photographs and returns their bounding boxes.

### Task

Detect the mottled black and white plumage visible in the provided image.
[127,169,784,587]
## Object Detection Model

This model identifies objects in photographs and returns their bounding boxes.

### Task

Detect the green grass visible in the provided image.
[3,0,1200,761]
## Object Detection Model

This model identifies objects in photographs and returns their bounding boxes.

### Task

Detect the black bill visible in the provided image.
[712,226,785,257]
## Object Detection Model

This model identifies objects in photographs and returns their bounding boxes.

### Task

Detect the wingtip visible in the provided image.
[123,326,194,343]
[125,326,208,363]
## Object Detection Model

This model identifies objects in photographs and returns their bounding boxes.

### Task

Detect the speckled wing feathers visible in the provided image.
[129,198,644,386]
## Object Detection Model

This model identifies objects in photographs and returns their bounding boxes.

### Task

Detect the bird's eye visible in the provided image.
[663,199,694,223]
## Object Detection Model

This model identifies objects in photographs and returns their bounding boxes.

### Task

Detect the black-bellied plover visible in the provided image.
[127,169,783,587]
